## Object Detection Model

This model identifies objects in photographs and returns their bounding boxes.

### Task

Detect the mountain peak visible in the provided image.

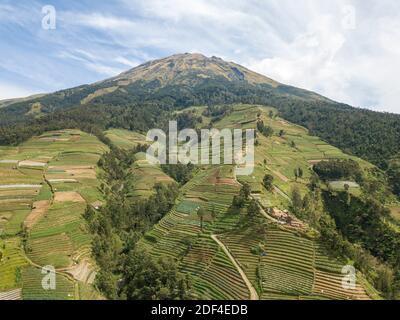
[110,53,279,88]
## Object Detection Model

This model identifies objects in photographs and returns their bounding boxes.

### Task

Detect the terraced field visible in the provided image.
[21,266,75,300]
[261,228,315,297]
[0,130,107,299]
[129,152,175,199]
[0,238,28,291]
[0,105,385,300]
[219,224,374,300]
[139,166,253,299]
[105,128,146,150]
[138,105,380,300]
[213,105,377,209]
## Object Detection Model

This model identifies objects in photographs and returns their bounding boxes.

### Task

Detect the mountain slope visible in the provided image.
[134,104,388,300]
[0,53,327,120]
[0,53,399,172]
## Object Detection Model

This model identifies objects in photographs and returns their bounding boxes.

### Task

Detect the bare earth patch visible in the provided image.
[24,200,51,229]
[0,288,22,300]
[65,168,97,179]
[390,206,400,221]
[65,260,95,284]
[54,191,85,203]
[48,179,78,183]
[308,159,324,165]
[18,160,47,167]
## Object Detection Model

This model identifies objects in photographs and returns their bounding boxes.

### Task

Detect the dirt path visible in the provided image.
[253,199,279,223]
[211,234,259,300]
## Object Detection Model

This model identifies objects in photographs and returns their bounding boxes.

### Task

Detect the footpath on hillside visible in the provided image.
[211,235,259,300]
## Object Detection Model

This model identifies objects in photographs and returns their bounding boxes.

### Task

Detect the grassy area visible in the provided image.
[105,128,146,149]
[129,152,175,199]
[21,266,75,300]
[0,238,28,291]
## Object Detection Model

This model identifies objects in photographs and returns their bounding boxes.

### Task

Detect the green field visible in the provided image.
[0,130,106,299]
[105,128,147,150]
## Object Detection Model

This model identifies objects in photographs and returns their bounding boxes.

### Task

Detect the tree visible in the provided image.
[294,167,304,181]
[232,195,245,208]
[257,120,274,138]
[263,174,274,191]
[279,130,285,137]
[240,183,252,199]
[197,207,206,231]
[298,167,303,178]
[309,173,319,192]
[269,110,274,119]
[291,186,303,214]
[120,250,191,300]
[247,199,260,217]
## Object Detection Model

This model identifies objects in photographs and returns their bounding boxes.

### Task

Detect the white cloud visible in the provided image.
[85,62,123,76]
[72,13,137,30]
[0,83,40,100]
[114,57,140,68]
[1,0,400,113]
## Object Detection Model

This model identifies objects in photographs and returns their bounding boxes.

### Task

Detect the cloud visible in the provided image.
[0,0,399,113]
[0,82,40,100]
[114,57,140,68]
[70,12,137,30]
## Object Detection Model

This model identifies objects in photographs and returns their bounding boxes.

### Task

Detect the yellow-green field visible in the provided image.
[105,128,146,150]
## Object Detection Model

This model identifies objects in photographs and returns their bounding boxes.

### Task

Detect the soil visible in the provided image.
[54,191,85,203]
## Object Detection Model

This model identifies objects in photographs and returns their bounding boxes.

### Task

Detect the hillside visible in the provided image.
[91,105,400,300]
[1,53,399,179]
[0,130,108,300]
[1,53,400,301]
[1,105,399,300]
[135,104,391,300]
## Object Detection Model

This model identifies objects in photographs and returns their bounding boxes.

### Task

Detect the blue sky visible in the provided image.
[0,0,399,113]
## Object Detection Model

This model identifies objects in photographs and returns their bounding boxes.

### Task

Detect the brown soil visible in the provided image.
[65,260,94,284]
[24,200,51,229]
[54,191,85,203]
[64,168,96,179]
[308,159,324,165]
[18,160,47,167]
